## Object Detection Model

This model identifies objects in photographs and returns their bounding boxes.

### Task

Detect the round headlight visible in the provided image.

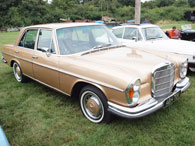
[126,79,141,106]
[180,59,188,79]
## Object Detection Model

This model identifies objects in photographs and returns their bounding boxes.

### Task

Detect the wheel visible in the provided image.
[13,62,27,83]
[79,85,111,123]
[189,67,195,72]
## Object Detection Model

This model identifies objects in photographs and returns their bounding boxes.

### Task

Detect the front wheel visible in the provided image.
[189,67,195,72]
[79,85,111,123]
[13,62,27,83]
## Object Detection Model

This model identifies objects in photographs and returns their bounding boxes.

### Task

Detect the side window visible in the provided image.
[123,28,142,41]
[19,29,38,49]
[37,29,56,54]
[112,28,124,38]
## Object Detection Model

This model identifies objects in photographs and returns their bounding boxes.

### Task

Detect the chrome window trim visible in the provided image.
[4,53,124,92]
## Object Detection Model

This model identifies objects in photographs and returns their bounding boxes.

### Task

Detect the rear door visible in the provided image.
[32,29,60,89]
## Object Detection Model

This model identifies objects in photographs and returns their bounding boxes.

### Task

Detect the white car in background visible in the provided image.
[112,24,195,71]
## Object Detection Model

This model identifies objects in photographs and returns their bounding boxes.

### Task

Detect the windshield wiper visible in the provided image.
[91,43,112,50]
[81,43,125,56]
[147,36,164,40]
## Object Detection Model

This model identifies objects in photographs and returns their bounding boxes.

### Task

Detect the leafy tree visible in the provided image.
[118,0,135,7]
[174,0,188,7]
[188,0,195,7]
[155,0,175,7]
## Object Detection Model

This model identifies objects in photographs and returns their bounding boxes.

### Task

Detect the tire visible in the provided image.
[189,67,195,72]
[13,62,27,83]
[79,85,111,123]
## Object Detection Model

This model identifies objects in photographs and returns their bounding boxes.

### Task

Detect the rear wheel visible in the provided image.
[79,85,111,123]
[13,62,27,83]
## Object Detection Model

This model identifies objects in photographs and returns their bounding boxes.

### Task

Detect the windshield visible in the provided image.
[56,25,120,55]
[141,27,168,40]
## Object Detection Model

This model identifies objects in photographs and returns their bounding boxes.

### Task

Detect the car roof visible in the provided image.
[112,24,159,29]
[25,23,103,29]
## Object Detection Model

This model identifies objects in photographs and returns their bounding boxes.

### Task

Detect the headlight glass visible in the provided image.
[126,78,141,106]
[180,59,188,79]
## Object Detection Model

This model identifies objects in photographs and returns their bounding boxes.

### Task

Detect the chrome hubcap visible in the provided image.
[13,63,22,82]
[189,67,195,72]
[81,91,104,122]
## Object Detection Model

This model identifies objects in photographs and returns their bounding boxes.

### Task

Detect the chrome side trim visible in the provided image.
[23,73,70,96]
[1,56,7,63]
[108,77,190,119]
[4,52,124,92]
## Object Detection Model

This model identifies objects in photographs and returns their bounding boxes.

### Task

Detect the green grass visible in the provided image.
[157,20,195,30]
[0,29,195,146]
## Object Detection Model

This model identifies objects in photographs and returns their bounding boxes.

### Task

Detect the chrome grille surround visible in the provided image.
[151,61,175,98]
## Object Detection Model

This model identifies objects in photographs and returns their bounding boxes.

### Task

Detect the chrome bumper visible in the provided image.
[108,77,190,119]
[1,56,7,63]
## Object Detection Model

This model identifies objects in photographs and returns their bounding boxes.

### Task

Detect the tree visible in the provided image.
[118,0,135,7]
[188,0,195,7]
[155,0,175,7]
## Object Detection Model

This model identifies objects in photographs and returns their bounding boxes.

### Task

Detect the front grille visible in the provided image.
[152,62,175,98]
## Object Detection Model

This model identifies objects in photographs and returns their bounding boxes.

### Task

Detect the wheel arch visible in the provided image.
[10,59,20,67]
[71,81,107,100]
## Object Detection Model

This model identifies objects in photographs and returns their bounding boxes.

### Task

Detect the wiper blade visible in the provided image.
[91,43,112,50]
[81,44,124,56]
[147,37,164,40]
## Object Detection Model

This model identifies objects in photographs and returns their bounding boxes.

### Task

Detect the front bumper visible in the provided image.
[1,56,7,63]
[108,77,190,119]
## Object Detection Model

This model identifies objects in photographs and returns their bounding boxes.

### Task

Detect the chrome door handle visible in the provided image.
[15,50,19,53]
[32,56,38,59]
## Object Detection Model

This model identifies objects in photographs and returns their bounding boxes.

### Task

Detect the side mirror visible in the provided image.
[132,37,138,42]
[41,47,51,57]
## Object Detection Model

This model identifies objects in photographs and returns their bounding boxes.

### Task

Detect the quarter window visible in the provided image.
[19,29,38,49]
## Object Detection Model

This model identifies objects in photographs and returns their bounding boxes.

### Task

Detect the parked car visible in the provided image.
[0,126,9,146]
[165,24,195,41]
[1,23,190,123]
[112,24,195,72]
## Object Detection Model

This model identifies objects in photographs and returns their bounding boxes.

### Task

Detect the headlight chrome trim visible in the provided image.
[180,59,188,79]
[125,78,141,106]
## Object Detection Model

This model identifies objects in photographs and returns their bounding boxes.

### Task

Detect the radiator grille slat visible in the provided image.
[152,63,175,98]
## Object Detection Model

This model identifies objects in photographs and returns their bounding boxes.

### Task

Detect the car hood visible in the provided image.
[63,47,169,90]
[140,39,195,56]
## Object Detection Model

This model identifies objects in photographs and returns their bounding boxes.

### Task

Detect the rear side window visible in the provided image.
[112,28,124,38]
[19,29,38,49]
[37,29,55,54]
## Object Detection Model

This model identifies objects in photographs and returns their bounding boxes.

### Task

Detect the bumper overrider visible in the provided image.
[1,56,7,63]
[108,77,190,119]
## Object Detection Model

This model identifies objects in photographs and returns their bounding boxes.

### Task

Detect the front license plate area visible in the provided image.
[164,91,181,108]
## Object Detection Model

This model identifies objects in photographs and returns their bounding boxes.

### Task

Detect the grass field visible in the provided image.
[0,28,195,146]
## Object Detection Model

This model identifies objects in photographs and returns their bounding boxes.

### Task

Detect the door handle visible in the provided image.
[15,50,19,53]
[32,56,38,59]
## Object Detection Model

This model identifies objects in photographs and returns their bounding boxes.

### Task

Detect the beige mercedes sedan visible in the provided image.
[1,23,190,123]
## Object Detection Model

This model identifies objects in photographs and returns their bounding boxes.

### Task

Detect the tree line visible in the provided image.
[0,0,195,27]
